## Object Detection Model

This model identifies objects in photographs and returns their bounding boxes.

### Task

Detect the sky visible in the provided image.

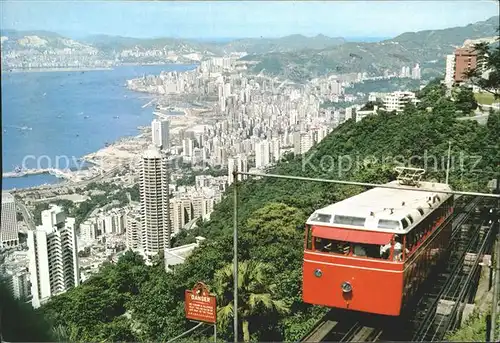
[1,1,498,40]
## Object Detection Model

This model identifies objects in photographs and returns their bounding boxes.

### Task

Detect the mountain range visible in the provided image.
[1,15,498,79]
[242,15,499,80]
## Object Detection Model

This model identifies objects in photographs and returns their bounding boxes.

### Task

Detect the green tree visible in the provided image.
[0,281,54,342]
[214,261,290,342]
[454,86,478,114]
[465,37,500,98]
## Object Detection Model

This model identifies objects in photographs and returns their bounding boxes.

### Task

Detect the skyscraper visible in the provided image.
[27,205,79,308]
[255,140,270,168]
[140,146,171,256]
[444,54,456,89]
[125,209,142,251]
[411,64,421,80]
[227,154,248,186]
[151,118,170,150]
[1,192,19,248]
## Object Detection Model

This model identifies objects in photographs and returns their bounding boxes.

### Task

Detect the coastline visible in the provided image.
[3,67,114,74]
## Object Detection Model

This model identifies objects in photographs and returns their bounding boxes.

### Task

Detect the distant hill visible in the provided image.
[243,15,500,81]
[79,33,345,55]
[220,34,345,54]
[1,29,95,50]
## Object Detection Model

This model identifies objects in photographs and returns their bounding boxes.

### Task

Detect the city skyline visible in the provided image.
[1,1,498,40]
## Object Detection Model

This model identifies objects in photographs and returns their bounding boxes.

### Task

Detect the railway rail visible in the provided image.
[299,196,490,342]
[409,199,495,341]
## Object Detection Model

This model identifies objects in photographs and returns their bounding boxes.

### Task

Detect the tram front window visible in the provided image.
[314,237,350,255]
[352,243,380,258]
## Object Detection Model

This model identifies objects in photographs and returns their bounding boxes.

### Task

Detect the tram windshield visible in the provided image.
[306,225,403,260]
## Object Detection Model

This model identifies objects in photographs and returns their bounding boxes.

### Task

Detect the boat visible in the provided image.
[84,115,90,119]
[113,116,119,119]
[104,142,111,147]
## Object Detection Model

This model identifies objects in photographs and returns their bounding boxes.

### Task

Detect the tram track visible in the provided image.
[299,196,483,343]
[410,204,495,341]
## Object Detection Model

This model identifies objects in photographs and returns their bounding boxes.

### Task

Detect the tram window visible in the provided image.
[378,219,400,230]
[334,215,366,226]
[352,243,381,259]
[309,213,332,223]
[314,237,350,255]
[407,215,414,224]
[417,208,424,216]
[305,225,312,250]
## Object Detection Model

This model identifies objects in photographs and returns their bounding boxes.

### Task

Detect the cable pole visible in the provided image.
[233,170,239,343]
[445,141,452,184]
[490,174,500,342]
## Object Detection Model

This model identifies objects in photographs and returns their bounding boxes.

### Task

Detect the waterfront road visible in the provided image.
[17,201,37,231]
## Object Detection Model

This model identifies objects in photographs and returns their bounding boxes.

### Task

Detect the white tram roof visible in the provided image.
[307,180,452,234]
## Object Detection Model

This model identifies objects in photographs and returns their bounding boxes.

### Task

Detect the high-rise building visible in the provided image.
[151,119,170,150]
[3,267,30,301]
[383,91,417,112]
[182,138,194,157]
[1,192,19,248]
[140,146,171,256]
[411,64,421,80]
[227,154,248,185]
[255,140,271,168]
[126,209,142,251]
[444,54,456,89]
[27,205,79,308]
[454,47,477,83]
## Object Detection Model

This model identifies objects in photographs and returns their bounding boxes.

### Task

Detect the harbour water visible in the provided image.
[2,64,196,190]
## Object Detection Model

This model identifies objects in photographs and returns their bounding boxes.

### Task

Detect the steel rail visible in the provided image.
[413,217,485,341]
[237,171,500,199]
[433,222,493,340]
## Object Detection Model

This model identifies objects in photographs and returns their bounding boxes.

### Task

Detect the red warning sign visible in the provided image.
[184,282,217,324]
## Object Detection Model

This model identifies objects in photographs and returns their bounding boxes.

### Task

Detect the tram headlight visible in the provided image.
[314,269,322,277]
[341,281,352,293]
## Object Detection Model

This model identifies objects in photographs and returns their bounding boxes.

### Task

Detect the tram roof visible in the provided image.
[306,180,453,234]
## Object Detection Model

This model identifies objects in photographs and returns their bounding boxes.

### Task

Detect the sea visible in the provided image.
[2,64,197,190]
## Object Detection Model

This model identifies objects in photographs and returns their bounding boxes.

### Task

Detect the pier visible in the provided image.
[3,168,71,179]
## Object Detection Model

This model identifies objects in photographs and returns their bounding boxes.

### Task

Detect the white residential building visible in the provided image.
[445,54,456,89]
[140,146,171,256]
[126,209,142,251]
[3,266,30,301]
[227,154,248,185]
[164,236,205,272]
[255,140,271,168]
[1,192,19,248]
[411,63,421,80]
[151,119,170,150]
[27,205,79,308]
[383,91,417,112]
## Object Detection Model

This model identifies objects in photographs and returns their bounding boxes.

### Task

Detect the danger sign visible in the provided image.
[185,282,217,324]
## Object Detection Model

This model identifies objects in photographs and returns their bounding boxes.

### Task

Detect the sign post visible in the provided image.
[185,282,217,342]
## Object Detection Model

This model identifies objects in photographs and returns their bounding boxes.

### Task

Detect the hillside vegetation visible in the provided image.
[2,81,499,342]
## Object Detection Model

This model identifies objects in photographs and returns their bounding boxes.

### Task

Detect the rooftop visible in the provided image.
[307,180,452,234]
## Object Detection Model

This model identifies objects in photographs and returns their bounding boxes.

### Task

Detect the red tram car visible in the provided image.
[302,179,453,316]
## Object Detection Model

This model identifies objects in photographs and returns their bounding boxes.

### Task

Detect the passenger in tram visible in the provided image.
[393,235,409,261]
[353,244,380,258]
[380,242,391,259]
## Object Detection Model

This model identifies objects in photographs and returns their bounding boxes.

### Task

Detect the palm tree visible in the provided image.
[214,260,290,342]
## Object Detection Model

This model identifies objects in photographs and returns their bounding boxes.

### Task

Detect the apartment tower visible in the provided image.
[1,192,19,248]
[27,205,79,308]
[140,146,171,257]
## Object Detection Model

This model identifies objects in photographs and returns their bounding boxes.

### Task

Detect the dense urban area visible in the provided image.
[1,9,499,343]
